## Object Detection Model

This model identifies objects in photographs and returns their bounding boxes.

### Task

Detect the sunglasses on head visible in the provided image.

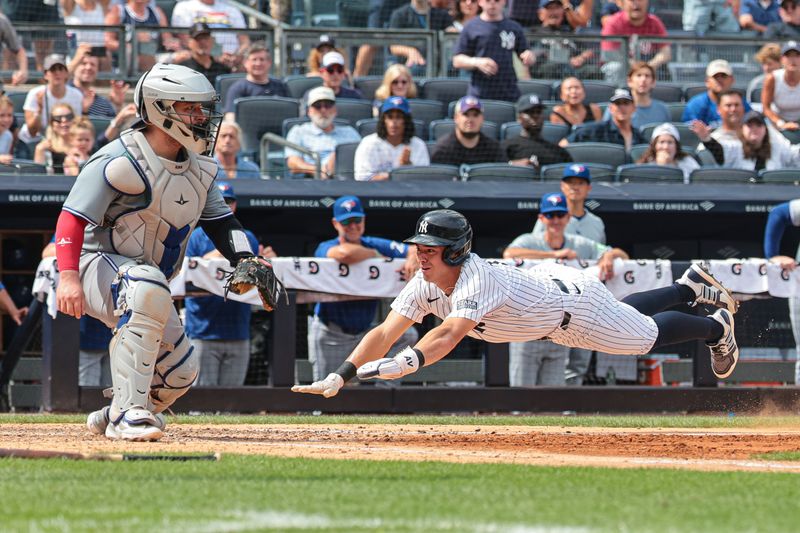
[51,113,75,123]
[544,212,567,219]
[340,217,363,225]
[325,65,344,74]
[311,101,335,110]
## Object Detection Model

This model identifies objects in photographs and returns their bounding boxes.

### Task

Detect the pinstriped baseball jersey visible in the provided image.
[391,253,659,354]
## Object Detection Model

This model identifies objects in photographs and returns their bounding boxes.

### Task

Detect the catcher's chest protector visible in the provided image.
[107,131,217,279]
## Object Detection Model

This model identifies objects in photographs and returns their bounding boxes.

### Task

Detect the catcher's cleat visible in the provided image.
[676,263,739,314]
[88,406,166,436]
[707,308,739,379]
[104,409,165,441]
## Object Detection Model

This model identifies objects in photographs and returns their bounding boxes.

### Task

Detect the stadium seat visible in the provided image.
[282,117,350,137]
[651,83,684,103]
[8,159,46,174]
[407,98,447,130]
[758,169,800,185]
[284,75,323,99]
[334,141,359,180]
[419,78,469,104]
[780,129,800,144]
[88,117,111,136]
[463,163,538,181]
[429,118,498,140]
[215,73,246,110]
[517,80,553,101]
[683,84,707,101]
[7,92,27,112]
[629,143,650,163]
[667,102,687,122]
[689,167,758,183]
[616,163,685,183]
[235,96,300,159]
[499,121,569,145]
[640,122,701,151]
[390,164,460,181]
[355,117,427,139]
[540,162,616,181]
[336,0,369,27]
[552,80,616,104]
[565,142,627,167]
[425,140,436,158]
[750,86,763,104]
[354,76,383,101]
[333,99,373,126]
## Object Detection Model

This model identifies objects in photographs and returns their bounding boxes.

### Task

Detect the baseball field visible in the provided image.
[1,413,799,532]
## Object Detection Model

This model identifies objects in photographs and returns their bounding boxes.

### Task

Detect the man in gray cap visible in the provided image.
[504,94,572,171]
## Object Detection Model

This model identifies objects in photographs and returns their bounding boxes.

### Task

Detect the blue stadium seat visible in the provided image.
[616,163,685,183]
[7,92,27,112]
[215,73,246,111]
[235,96,300,159]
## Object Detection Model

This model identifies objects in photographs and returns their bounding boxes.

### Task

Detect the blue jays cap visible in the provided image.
[540,192,569,214]
[562,163,591,182]
[333,195,365,221]
[380,96,411,115]
[456,96,483,114]
[217,181,236,200]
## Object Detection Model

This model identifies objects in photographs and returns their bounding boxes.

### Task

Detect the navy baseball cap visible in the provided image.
[562,163,591,182]
[516,94,544,114]
[456,96,483,114]
[217,181,236,200]
[539,0,561,7]
[609,88,634,103]
[380,96,411,115]
[540,192,568,214]
[333,195,365,221]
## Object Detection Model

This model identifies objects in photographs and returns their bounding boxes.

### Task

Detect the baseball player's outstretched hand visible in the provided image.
[291,373,344,398]
[56,270,85,319]
[357,347,422,380]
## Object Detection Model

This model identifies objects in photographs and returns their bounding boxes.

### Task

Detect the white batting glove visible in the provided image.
[357,347,422,380]
[291,373,344,398]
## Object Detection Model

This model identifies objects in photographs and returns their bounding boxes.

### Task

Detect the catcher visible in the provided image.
[55,64,281,442]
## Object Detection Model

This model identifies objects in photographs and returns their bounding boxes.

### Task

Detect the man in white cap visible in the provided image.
[682,59,752,128]
[286,86,361,179]
[21,54,84,143]
[315,51,363,100]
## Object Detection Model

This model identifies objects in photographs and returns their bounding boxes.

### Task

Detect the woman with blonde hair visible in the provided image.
[372,64,419,116]
[34,103,76,174]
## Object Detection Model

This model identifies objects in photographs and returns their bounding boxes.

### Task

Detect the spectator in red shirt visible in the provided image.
[600,0,671,85]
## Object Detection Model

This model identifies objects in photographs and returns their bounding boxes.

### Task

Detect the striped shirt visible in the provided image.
[391,254,564,343]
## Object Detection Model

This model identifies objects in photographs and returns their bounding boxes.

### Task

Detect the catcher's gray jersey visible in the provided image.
[62,130,230,279]
[532,210,606,244]
[391,254,658,354]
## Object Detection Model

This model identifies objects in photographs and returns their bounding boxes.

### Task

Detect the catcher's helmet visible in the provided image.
[405,209,472,266]
[134,63,223,156]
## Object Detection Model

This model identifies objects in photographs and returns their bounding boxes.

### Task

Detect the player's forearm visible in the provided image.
[346,326,402,370]
[502,247,554,259]
[327,243,380,264]
[55,210,88,271]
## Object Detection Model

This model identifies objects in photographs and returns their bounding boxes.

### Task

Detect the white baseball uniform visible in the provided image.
[391,253,659,355]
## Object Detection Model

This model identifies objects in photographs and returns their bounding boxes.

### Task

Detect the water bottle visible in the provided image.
[605,366,616,386]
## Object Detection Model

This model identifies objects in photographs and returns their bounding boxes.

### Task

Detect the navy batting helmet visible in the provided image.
[404,209,472,266]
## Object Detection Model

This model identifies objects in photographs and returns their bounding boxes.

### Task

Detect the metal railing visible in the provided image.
[260,132,321,179]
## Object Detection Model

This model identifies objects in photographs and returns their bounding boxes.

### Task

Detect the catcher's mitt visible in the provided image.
[223,257,286,311]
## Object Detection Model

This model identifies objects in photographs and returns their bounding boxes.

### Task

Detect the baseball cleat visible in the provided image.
[676,263,739,314]
[104,409,164,442]
[707,308,739,379]
[88,406,166,436]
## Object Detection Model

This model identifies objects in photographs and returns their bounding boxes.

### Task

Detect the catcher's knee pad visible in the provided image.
[149,334,198,413]
[109,265,173,414]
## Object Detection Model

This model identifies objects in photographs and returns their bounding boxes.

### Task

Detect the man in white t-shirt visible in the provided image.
[171,0,249,58]
[294,209,741,398]
[21,54,84,144]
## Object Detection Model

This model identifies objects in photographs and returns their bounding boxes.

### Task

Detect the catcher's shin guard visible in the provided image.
[149,333,198,413]
[109,265,172,416]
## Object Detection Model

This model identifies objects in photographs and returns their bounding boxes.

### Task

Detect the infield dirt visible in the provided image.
[2,423,800,473]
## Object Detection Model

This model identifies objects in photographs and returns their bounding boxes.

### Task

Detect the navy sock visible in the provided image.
[651,311,724,350]
[622,284,688,316]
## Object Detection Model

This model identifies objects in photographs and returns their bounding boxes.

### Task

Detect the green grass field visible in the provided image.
[1,414,798,532]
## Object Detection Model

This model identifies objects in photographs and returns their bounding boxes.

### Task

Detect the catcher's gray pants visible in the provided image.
[790,296,800,385]
[79,349,111,387]
[194,339,250,386]
[509,340,568,387]
[308,315,419,382]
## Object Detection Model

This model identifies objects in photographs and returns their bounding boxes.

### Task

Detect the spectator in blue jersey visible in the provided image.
[214,121,260,179]
[682,60,752,129]
[740,0,781,33]
[184,182,267,386]
[308,195,419,382]
[79,316,113,386]
[0,280,27,326]
[452,0,535,101]
[223,42,288,120]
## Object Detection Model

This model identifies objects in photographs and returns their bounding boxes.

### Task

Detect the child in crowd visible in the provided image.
[63,117,95,176]
[0,95,15,164]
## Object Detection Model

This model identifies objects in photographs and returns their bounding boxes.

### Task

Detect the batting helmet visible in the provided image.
[404,209,472,266]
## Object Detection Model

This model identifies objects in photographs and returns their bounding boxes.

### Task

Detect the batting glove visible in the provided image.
[291,373,344,398]
[357,347,423,380]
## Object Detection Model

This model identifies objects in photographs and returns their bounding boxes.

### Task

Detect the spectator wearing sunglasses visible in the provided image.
[310,51,363,102]
[372,64,418,117]
[502,191,626,387]
[308,195,419,383]
[20,54,84,144]
[33,103,77,174]
[286,86,361,179]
